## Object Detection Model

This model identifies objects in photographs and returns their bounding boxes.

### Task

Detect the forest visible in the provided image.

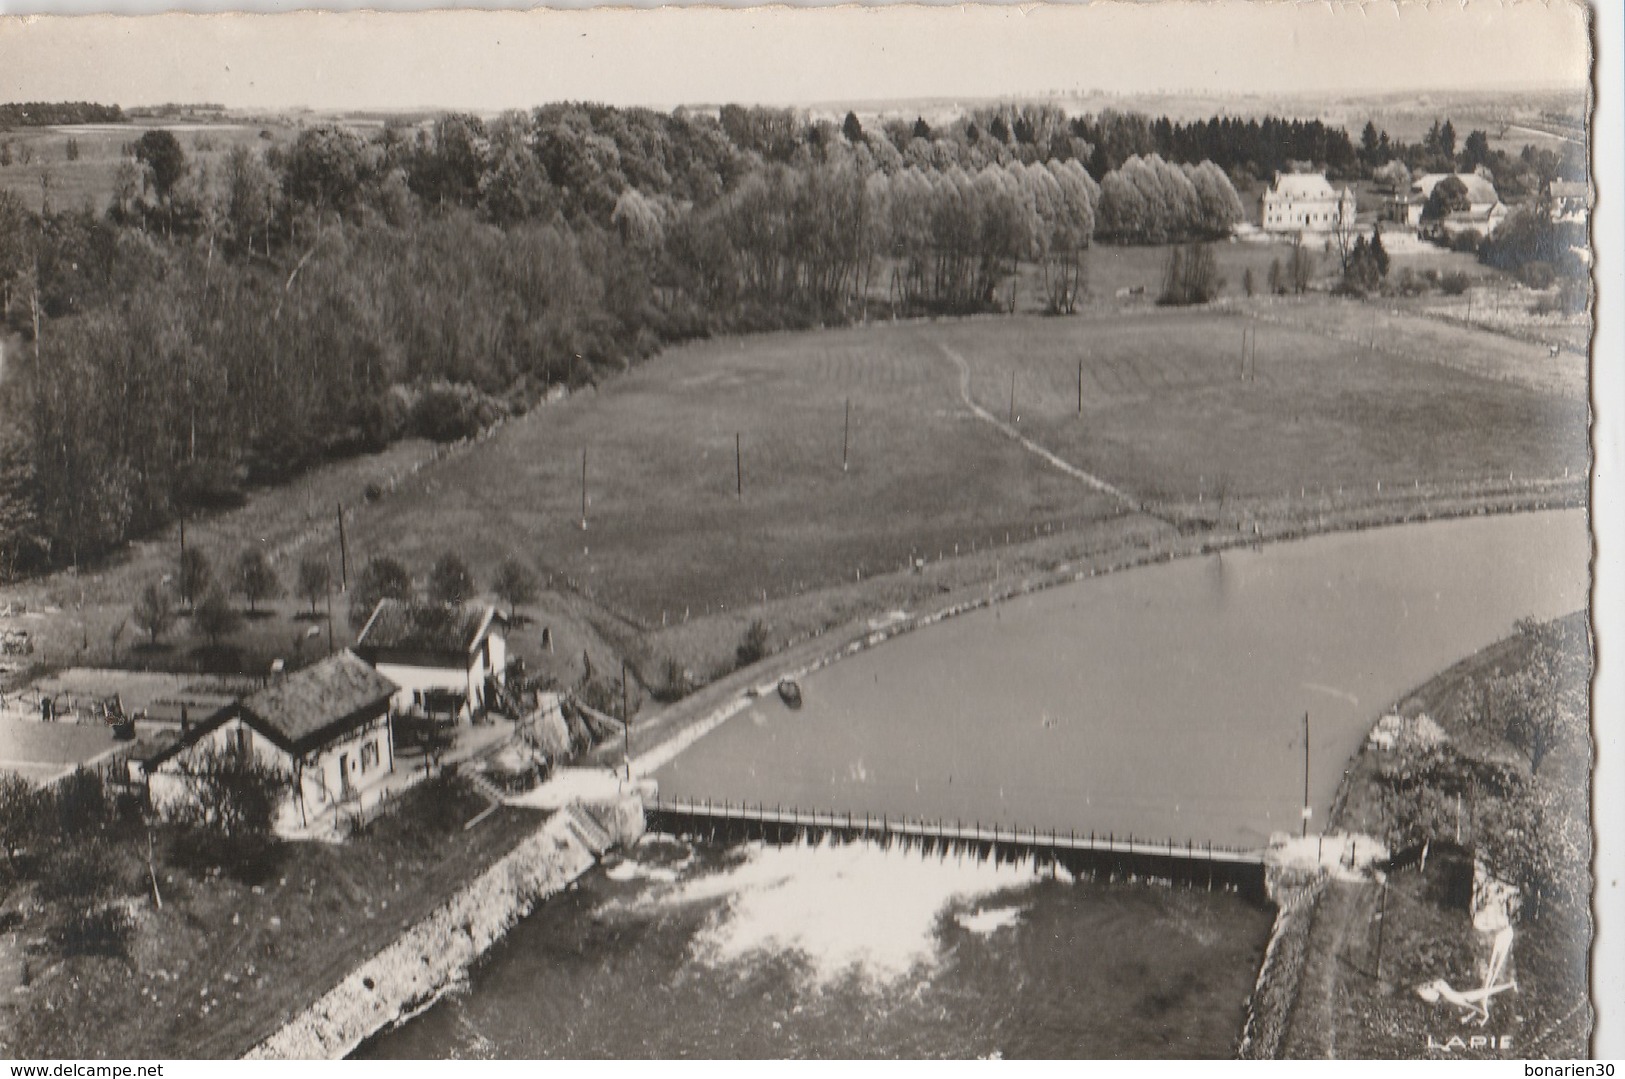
[0,100,1586,579]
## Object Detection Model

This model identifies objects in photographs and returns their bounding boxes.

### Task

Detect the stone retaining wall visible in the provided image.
[245,811,600,1060]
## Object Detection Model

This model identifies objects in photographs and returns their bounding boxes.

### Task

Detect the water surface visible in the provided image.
[360,835,1273,1059]
[656,510,1587,848]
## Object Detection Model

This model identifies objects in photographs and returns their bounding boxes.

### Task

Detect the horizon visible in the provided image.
[0,3,1592,114]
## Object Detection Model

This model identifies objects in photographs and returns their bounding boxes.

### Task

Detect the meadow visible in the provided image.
[0,291,1587,699]
[0,121,278,213]
[337,300,1583,633]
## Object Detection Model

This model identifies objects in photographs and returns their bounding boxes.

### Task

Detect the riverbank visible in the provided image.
[1271,612,1591,1059]
[248,809,602,1059]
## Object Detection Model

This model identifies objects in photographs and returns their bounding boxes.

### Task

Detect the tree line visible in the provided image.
[0,101,124,127]
[0,99,1565,579]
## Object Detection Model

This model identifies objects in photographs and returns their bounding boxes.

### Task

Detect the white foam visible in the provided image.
[617,838,1041,986]
[955,905,1025,936]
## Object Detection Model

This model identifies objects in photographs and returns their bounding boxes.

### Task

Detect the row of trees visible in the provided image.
[0,101,124,127]
[346,552,540,629]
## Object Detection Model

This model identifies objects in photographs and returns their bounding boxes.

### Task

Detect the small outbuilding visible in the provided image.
[354,599,508,723]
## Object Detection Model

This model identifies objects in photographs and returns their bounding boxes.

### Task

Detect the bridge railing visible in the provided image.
[644,794,1265,865]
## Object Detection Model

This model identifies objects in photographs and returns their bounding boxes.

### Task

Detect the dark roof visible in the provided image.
[140,651,397,767]
[355,599,502,660]
[240,650,398,751]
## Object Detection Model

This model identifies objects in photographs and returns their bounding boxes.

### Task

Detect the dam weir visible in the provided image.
[645,795,1270,901]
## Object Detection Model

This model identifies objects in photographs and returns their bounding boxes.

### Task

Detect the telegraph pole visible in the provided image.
[1373,875,1389,979]
[1302,711,1312,838]
[735,433,743,499]
[1077,359,1084,415]
[178,517,187,603]
[1008,370,1016,424]
[621,659,631,767]
[336,503,349,591]
[580,447,588,530]
[842,398,851,472]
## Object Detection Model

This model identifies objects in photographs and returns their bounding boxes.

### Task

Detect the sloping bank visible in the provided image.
[245,806,633,1060]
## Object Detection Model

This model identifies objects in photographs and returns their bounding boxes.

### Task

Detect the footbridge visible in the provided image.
[645,795,1270,899]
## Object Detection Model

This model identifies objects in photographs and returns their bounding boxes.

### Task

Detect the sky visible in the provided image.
[0,0,1595,113]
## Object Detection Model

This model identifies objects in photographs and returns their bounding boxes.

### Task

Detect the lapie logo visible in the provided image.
[1426,1033,1514,1052]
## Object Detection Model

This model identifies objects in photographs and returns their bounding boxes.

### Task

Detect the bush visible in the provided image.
[37,840,134,957]
[736,620,771,668]
[1439,271,1472,296]
[1450,229,1483,254]
[1158,244,1221,306]
[408,382,506,443]
[163,746,291,875]
[1519,261,1557,290]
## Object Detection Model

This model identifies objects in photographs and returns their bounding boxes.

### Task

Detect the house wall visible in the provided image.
[376,633,507,719]
[144,712,396,834]
[376,661,477,719]
[297,716,395,829]
[1261,190,1355,233]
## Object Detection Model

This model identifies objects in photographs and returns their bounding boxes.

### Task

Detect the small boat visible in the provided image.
[777,679,803,709]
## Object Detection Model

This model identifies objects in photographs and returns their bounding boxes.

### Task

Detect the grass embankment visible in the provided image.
[1,298,1586,711]
[1278,612,1591,1059]
[0,777,543,1059]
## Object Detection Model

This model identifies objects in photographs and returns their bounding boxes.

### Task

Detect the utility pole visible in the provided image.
[325,583,335,654]
[621,659,631,768]
[178,517,187,603]
[1077,359,1084,415]
[735,433,743,499]
[580,447,588,530]
[336,503,349,591]
[1008,370,1016,424]
[1302,711,1312,838]
[1373,875,1389,979]
[843,398,850,472]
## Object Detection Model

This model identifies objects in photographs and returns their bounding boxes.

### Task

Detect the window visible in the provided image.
[360,740,380,773]
[236,726,251,758]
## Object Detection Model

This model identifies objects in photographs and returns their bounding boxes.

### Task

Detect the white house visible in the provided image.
[137,650,400,832]
[1259,172,1357,236]
[1403,171,1508,237]
[355,599,508,722]
[1548,180,1588,226]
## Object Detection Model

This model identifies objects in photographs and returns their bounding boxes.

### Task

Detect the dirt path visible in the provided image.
[936,341,1139,508]
[1280,880,1377,1059]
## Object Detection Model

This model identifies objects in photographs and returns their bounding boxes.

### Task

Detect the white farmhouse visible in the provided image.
[1259,172,1357,236]
[355,598,508,722]
[1403,171,1508,237]
[137,649,400,832]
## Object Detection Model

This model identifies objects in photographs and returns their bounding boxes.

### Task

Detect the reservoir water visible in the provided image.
[363,509,1586,1058]
[656,509,1588,849]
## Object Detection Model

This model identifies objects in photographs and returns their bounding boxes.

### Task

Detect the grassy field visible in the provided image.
[0,121,280,214]
[1,293,1588,697]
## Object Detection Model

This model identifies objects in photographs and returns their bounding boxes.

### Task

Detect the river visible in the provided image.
[656,509,1587,849]
[362,509,1587,1058]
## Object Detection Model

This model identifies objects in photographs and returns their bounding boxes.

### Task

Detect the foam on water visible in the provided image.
[955,905,1025,935]
[613,837,1041,986]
